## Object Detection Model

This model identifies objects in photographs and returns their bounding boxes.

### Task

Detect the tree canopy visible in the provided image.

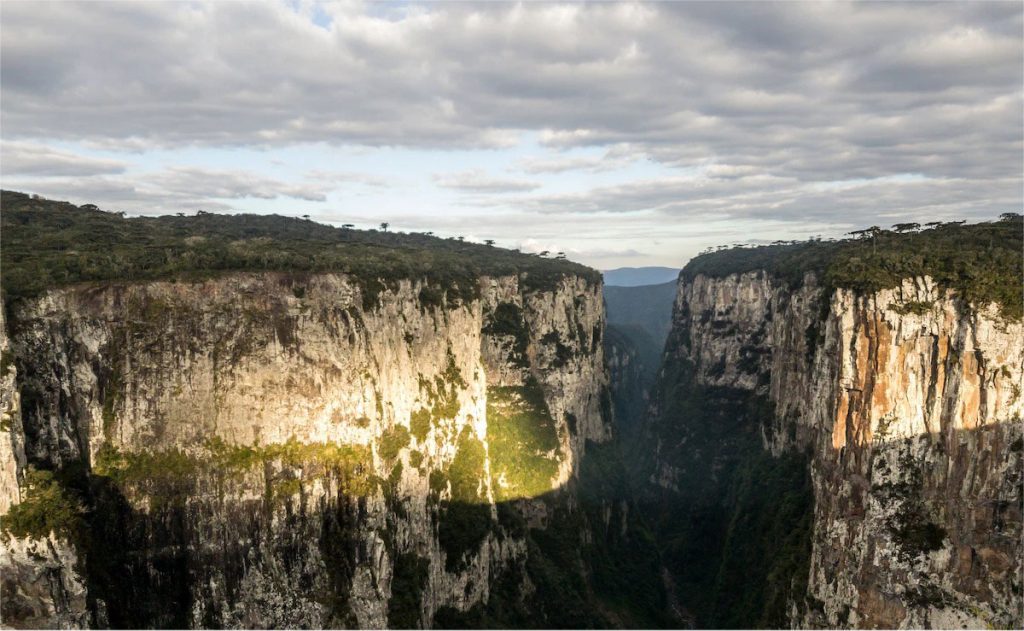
[681,215,1023,319]
[0,190,600,305]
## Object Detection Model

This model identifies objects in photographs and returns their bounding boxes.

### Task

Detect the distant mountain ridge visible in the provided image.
[603,266,679,287]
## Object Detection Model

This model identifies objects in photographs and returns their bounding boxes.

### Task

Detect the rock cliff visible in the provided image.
[0,267,658,628]
[643,267,1023,628]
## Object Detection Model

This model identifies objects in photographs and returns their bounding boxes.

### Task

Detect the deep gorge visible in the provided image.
[1,194,1021,629]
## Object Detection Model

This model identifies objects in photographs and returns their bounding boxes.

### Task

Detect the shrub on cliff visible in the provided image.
[0,467,84,541]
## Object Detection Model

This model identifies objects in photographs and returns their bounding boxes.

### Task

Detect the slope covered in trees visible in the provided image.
[681,215,1022,319]
[0,191,599,304]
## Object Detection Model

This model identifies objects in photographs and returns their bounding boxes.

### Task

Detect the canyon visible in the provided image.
[1,194,1020,629]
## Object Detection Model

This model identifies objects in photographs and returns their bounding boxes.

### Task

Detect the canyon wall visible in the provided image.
[645,271,1023,628]
[0,270,655,628]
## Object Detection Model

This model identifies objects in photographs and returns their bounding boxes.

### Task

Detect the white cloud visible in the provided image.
[1,166,339,214]
[0,1,1019,267]
[433,169,540,193]
[1,1,1018,183]
[1,141,126,176]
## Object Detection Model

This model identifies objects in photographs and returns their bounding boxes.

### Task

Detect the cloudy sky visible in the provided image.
[2,1,1021,269]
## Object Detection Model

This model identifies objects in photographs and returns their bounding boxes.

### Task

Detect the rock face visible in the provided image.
[603,325,652,451]
[645,270,1023,628]
[2,308,91,629]
[0,271,638,628]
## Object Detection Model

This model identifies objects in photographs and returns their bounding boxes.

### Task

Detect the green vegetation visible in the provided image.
[482,302,530,367]
[417,285,445,311]
[872,445,948,560]
[93,438,375,503]
[414,349,467,439]
[437,428,492,571]
[428,470,447,498]
[0,349,14,378]
[889,301,934,316]
[387,552,430,629]
[891,512,947,558]
[432,441,670,629]
[637,348,815,628]
[681,215,1023,319]
[101,366,123,438]
[409,408,431,443]
[408,450,424,469]
[379,425,411,461]
[93,444,197,504]
[486,378,562,502]
[0,190,599,306]
[1,467,84,540]
[540,331,574,368]
[447,428,486,503]
[577,440,671,628]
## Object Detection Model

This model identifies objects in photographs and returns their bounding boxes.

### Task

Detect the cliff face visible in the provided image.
[603,325,654,451]
[1,308,90,628]
[646,271,1023,628]
[1,270,625,628]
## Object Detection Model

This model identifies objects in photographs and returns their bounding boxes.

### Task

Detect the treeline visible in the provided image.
[681,214,1023,319]
[0,191,599,304]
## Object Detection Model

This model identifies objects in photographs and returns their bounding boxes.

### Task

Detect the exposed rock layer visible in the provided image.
[647,271,1023,628]
[0,271,642,629]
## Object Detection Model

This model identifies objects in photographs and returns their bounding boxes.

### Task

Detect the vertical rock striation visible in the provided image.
[644,270,1023,628]
[0,270,632,628]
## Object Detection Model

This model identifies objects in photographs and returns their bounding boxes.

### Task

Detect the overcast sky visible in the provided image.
[2,1,1021,269]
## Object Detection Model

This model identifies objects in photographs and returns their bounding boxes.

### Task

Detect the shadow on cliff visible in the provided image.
[52,461,365,629]
[631,344,816,629]
[40,437,673,630]
[635,343,1024,629]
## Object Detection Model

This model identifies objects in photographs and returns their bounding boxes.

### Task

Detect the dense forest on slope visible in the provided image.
[0,191,599,303]
[681,214,1023,319]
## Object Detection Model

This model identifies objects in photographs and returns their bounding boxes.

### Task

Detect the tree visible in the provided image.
[538,250,550,257]
[380,222,390,232]
[302,214,310,221]
[999,212,1023,222]
[484,239,495,246]
[849,225,883,255]
[892,222,920,233]
[342,223,354,229]
[457,236,465,242]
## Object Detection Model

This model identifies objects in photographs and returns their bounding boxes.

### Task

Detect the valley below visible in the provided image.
[1,192,1021,630]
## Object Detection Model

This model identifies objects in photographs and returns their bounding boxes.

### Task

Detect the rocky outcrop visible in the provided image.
[0,270,617,628]
[648,271,1023,628]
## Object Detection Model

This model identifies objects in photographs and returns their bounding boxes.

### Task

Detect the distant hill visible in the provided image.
[603,266,679,287]
[603,280,677,355]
